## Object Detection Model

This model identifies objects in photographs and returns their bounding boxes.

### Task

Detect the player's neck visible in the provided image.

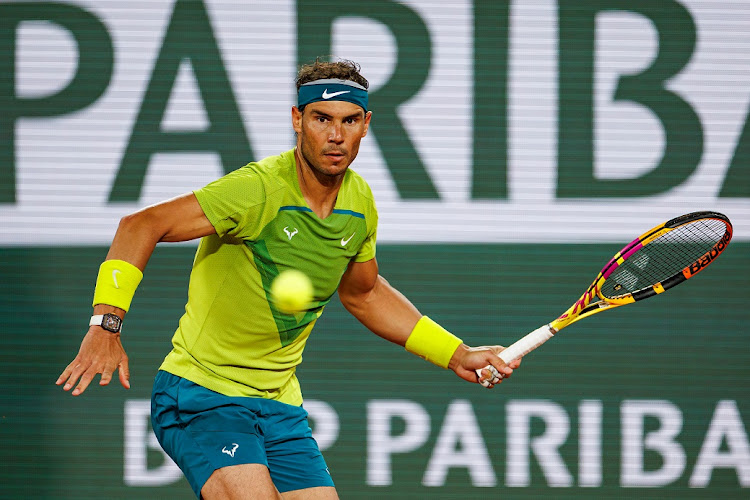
[294,148,344,219]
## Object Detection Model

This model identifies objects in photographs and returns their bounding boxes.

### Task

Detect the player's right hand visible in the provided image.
[56,328,131,396]
[449,344,521,387]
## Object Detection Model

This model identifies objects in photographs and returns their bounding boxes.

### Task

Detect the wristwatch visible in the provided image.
[90,313,123,333]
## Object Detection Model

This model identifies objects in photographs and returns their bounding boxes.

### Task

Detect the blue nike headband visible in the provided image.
[298,78,368,111]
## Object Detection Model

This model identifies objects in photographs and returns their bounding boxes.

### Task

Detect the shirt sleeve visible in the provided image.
[354,199,378,262]
[193,166,266,240]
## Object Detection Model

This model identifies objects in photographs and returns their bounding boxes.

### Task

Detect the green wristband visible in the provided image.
[404,316,463,369]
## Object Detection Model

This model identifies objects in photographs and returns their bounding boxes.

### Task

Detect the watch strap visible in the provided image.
[89,313,122,333]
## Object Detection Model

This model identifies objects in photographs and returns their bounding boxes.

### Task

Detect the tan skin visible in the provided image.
[56,99,520,499]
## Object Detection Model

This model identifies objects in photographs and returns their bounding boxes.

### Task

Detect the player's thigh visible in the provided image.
[201,463,281,500]
[281,486,339,500]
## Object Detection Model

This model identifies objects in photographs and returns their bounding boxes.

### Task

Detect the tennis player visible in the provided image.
[57,59,520,499]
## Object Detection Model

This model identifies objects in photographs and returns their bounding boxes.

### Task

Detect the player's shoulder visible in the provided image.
[229,149,295,197]
[342,167,375,203]
[339,167,377,225]
[239,149,295,182]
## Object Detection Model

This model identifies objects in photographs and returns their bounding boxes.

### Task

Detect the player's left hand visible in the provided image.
[448,344,521,387]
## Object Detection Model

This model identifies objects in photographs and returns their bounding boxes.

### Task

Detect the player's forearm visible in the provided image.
[81,209,170,330]
[341,275,422,346]
[105,210,163,270]
[86,212,160,316]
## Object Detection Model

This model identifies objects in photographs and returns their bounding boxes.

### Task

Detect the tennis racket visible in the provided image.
[477,211,733,387]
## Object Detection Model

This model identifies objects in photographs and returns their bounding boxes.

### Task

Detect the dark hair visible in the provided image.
[295,58,369,91]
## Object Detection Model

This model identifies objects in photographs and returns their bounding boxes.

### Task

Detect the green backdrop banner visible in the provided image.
[1,244,747,498]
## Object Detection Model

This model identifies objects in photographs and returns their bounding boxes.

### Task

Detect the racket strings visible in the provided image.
[601,219,727,298]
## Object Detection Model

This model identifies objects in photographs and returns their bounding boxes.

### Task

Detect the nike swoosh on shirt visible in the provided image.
[341,233,355,246]
[322,89,350,99]
[112,269,122,289]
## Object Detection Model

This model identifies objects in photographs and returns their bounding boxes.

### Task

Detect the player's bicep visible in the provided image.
[338,257,378,309]
[150,192,216,242]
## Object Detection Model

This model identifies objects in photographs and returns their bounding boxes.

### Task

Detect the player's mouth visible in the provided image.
[324,151,346,162]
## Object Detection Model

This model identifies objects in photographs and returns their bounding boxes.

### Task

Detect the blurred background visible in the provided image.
[1,0,748,498]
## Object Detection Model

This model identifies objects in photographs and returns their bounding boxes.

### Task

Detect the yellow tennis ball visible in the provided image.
[271,269,313,314]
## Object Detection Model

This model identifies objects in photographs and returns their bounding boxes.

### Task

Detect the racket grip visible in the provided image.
[475,324,555,387]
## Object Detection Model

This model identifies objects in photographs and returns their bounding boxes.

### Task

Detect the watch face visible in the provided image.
[102,314,122,333]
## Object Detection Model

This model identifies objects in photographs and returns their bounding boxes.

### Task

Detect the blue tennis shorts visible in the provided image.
[151,370,334,497]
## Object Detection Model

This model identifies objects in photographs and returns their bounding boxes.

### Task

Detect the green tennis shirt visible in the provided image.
[158,149,377,406]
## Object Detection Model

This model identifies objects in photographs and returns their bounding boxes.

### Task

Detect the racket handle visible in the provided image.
[475,324,556,387]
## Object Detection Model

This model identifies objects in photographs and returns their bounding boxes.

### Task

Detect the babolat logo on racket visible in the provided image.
[684,230,732,278]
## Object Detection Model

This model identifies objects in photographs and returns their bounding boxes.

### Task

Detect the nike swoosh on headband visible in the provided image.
[322,89,350,99]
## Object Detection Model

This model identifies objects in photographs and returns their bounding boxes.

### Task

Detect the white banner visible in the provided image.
[2,0,748,245]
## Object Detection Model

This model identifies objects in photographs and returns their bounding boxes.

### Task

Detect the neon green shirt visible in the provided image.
[159,149,377,405]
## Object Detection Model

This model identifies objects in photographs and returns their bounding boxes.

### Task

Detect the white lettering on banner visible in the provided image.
[690,400,750,487]
[578,399,603,487]
[303,399,340,451]
[123,398,749,489]
[620,400,686,487]
[366,400,430,486]
[123,400,182,487]
[506,400,573,487]
[423,400,496,487]
[1,0,749,245]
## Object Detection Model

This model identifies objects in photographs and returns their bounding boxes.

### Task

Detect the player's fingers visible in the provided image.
[61,361,87,391]
[479,365,505,385]
[99,370,113,386]
[72,368,99,396]
[489,356,512,376]
[56,362,75,386]
[482,366,499,381]
[118,360,131,389]
[497,357,513,374]
[487,364,511,384]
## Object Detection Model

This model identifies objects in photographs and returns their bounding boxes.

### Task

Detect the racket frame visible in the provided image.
[477,211,733,387]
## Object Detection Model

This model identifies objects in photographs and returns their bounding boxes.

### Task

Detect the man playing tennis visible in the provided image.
[57,59,520,499]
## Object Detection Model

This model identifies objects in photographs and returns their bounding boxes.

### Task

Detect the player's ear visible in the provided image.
[362,110,372,137]
[292,106,303,134]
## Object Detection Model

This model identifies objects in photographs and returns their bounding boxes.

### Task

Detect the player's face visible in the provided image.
[292,101,371,178]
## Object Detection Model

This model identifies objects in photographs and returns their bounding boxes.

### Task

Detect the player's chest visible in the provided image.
[260,208,367,265]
